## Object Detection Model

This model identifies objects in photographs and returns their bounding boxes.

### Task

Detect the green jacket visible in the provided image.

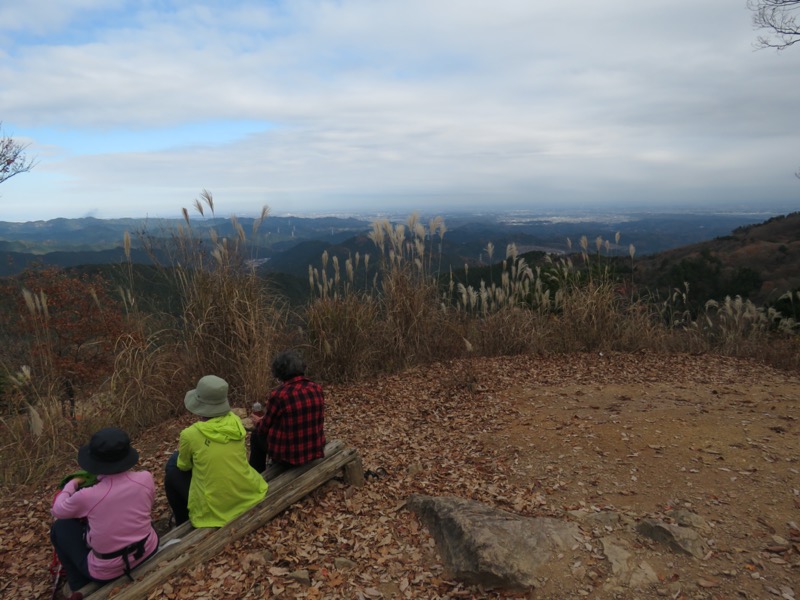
[177,412,267,527]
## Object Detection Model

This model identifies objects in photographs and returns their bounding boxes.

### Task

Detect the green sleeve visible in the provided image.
[176,427,194,471]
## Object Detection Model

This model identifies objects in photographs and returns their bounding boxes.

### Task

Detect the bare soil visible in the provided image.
[2,352,799,599]
[485,353,800,598]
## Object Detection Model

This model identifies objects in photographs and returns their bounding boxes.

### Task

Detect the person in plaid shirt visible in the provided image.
[249,350,326,472]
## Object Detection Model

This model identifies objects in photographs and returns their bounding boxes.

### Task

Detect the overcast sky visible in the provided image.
[1,0,799,222]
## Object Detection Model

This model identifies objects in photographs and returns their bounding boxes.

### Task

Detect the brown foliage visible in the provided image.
[6,267,134,405]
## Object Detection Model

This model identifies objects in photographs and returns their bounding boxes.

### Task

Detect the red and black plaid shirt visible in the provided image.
[255,376,326,466]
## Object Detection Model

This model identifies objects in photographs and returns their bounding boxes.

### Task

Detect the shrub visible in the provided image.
[10,266,133,410]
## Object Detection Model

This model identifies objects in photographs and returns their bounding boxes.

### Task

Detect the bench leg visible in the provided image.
[343,455,365,488]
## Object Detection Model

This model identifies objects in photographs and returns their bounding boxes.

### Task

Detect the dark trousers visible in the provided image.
[249,433,293,474]
[164,451,192,526]
[50,518,96,591]
[248,433,268,474]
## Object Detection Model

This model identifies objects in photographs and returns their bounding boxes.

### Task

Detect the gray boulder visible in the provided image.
[406,494,582,591]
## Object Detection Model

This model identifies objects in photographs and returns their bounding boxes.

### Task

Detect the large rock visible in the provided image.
[406,494,582,591]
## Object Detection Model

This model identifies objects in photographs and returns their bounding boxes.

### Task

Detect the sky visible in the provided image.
[1,0,799,222]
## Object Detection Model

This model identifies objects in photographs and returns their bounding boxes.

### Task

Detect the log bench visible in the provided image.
[75,440,363,599]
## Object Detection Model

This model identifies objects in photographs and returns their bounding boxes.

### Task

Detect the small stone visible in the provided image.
[407,462,424,476]
[773,535,790,545]
[630,561,659,588]
[668,581,683,594]
[288,569,311,585]
[635,519,709,558]
[779,585,795,599]
[378,582,402,597]
[334,557,357,571]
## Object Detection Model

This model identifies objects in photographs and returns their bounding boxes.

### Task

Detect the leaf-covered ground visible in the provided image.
[2,352,799,599]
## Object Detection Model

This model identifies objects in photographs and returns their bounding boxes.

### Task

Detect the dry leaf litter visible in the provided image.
[1,352,799,599]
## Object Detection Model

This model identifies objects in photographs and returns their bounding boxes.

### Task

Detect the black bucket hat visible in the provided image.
[77,427,139,475]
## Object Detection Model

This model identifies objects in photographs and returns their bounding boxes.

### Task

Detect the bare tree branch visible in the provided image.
[748,0,800,50]
[0,123,35,185]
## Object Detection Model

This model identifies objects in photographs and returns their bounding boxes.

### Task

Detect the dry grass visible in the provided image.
[108,332,187,430]
[303,217,800,380]
[0,193,281,486]
[305,295,383,381]
[131,192,283,405]
[177,264,285,404]
[305,216,466,381]
[467,308,544,356]
[0,396,81,486]
[2,209,799,488]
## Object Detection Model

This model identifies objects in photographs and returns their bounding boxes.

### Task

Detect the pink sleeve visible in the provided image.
[51,479,94,520]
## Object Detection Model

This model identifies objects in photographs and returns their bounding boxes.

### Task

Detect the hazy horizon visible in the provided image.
[0,199,794,226]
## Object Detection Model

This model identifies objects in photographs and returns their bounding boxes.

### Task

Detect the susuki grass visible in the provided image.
[304,221,799,375]
[305,215,465,379]
[0,192,283,486]
[132,191,284,404]
[2,204,799,487]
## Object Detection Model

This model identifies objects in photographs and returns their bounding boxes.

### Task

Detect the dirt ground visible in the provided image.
[2,352,798,599]
[485,355,800,598]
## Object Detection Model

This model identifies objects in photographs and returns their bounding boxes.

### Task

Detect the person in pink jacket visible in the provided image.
[50,428,158,592]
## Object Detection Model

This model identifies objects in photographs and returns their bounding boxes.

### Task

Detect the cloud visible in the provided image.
[1,0,799,220]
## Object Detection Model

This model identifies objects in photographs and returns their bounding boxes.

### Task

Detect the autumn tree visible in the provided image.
[13,267,131,413]
[0,123,34,185]
[749,0,800,49]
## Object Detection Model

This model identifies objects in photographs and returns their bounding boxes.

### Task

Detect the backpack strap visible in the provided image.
[91,534,151,581]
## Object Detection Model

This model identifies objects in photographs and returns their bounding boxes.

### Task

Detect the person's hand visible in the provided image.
[250,413,263,426]
[72,476,85,487]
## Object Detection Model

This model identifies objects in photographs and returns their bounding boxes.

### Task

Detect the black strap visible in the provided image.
[91,535,150,581]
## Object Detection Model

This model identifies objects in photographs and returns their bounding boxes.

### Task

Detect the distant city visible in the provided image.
[266,201,796,226]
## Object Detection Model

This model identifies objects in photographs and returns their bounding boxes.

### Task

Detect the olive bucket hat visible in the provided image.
[77,427,139,475]
[184,375,231,418]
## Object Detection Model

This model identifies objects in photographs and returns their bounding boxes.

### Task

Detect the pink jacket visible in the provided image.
[51,471,158,581]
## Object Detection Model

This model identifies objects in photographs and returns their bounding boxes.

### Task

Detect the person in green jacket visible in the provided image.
[164,375,267,528]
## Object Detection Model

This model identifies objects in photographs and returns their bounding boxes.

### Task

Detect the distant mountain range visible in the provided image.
[1,210,797,307]
[0,215,372,276]
[634,212,800,306]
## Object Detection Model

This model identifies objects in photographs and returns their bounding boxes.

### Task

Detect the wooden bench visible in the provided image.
[75,440,363,599]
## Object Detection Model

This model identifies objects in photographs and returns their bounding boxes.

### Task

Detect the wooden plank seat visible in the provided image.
[74,440,363,599]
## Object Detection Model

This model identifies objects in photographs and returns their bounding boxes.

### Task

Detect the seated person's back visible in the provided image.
[249,350,326,472]
[50,428,158,591]
[165,375,267,528]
